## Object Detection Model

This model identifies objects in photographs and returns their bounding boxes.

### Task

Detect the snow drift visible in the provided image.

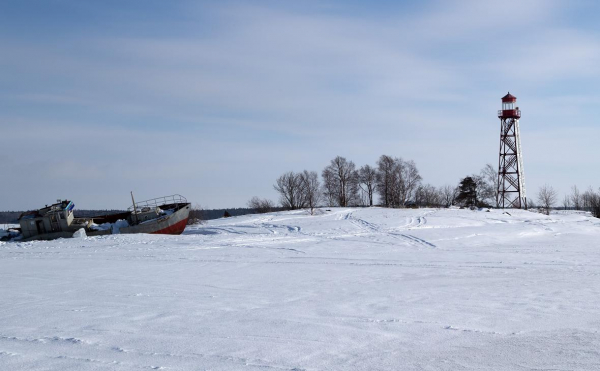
[1,207,600,370]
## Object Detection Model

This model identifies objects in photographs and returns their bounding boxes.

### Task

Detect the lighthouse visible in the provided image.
[497,92,527,209]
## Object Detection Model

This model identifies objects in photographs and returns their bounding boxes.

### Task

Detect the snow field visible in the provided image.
[1,207,600,370]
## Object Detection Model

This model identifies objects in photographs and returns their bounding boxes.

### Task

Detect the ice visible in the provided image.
[111,219,129,234]
[1,207,600,370]
[72,228,87,238]
[89,222,112,231]
[89,220,130,234]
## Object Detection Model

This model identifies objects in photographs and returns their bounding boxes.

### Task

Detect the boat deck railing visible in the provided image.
[128,194,188,212]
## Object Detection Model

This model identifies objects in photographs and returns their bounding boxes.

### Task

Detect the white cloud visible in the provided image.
[1,0,599,209]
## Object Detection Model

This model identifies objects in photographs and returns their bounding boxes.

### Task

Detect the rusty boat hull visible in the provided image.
[16,195,191,242]
[98,202,191,236]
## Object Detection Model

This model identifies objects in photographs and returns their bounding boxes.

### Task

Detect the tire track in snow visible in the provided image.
[348,216,380,233]
[193,209,437,251]
[1,333,305,370]
[390,233,437,248]
[343,211,436,248]
[405,216,427,228]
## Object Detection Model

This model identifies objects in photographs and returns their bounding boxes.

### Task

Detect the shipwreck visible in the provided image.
[12,194,191,242]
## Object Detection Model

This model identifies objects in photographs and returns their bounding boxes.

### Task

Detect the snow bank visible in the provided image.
[72,228,87,238]
[111,219,129,234]
[89,219,130,234]
[1,208,600,370]
[89,222,112,231]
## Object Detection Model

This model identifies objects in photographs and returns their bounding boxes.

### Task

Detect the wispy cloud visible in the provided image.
[1,0,599,208]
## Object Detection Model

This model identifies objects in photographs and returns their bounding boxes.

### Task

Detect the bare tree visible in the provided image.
[248,196,262,211]
[582,186,598,211]
[588,188,600,218]
[321,156,358,207]
[537,184,557,215]
[571,185,581,210]
[299,170,321,215]
[562,195,571,210]
[375,155,422,208]
[321,168,337,207]
[477,164,498,207]
[358,164,377,207]
[248,197,275,214]
[440,185,457,207]
[472,175,488,206]
[399,160,422,206]
[375,155,396,207]
[415,184,440,207]
[188,203,205,225]
[273,171,306,210]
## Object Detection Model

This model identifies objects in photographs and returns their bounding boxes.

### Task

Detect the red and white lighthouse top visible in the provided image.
[502,92,517,102]
[498,92,520,119]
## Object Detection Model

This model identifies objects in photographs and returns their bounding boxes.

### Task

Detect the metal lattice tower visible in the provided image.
[497,92,527,209]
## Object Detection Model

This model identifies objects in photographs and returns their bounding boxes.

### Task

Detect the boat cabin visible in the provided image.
[18,200,75,238]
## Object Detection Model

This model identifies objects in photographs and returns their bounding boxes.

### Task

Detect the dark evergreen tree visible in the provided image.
[455,177,478,208]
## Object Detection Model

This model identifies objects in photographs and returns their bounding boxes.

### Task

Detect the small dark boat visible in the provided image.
[15,194,191,242]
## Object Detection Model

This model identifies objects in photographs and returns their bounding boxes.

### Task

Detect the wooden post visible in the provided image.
[131,191,139,225]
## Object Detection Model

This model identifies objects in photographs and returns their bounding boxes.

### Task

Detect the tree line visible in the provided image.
[248,155,600,219]
[270,155,429,214]
[249,155,501,214]
[534,184,600,217]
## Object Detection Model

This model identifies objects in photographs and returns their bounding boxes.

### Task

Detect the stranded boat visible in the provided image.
[13,194,191,242]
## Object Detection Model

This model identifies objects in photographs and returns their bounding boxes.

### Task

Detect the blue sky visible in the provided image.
[1,0,600,210]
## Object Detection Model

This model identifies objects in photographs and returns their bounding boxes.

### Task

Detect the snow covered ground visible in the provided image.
[1,207,600,370]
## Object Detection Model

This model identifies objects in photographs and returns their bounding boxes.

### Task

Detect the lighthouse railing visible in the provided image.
[498,109,521,118]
